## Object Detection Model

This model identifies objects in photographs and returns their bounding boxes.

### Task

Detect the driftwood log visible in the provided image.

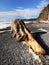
[10,19,46,55]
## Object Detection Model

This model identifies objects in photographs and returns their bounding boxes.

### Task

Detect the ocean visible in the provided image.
[0,21,11,29]
[0,21,31,29]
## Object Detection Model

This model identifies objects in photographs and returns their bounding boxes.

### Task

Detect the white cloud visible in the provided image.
[37,0,49,11]
[0,0,49,21]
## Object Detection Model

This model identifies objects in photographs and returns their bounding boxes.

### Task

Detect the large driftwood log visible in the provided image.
[10,19,46,55]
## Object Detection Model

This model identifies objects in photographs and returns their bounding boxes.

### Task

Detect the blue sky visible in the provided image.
[0,0,49,21]
[0,0,42,11]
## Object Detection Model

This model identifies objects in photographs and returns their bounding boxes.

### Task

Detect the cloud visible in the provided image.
[0,0,49,21]
[37,0,49,10]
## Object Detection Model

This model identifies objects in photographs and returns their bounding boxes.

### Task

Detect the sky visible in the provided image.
[0,0,49,21]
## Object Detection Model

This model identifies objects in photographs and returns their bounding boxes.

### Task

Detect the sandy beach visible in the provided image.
[0,23,49,65]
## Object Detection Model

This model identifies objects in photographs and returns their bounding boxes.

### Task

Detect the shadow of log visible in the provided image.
[32,32,49,55]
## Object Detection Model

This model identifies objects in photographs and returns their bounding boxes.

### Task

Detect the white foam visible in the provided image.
[24,21,31,23]
[0,22,11,29]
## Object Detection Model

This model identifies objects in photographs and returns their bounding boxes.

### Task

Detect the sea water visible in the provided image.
[0,21,11,29]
